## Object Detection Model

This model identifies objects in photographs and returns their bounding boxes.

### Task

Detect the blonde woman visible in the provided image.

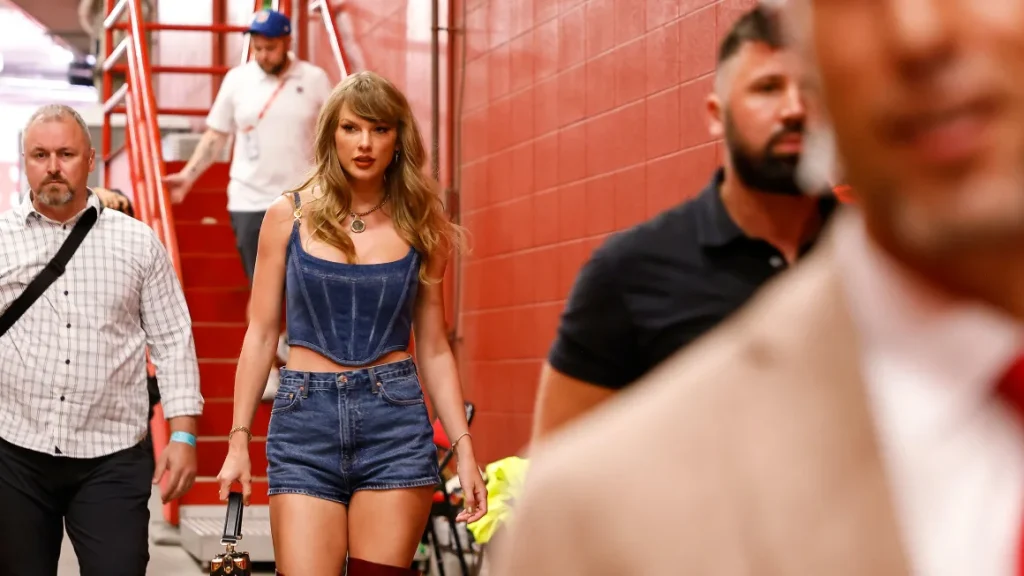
[216,71,486,575]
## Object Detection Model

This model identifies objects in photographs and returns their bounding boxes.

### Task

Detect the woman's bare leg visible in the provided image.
[270,494,348,574]
[347,486,434,568]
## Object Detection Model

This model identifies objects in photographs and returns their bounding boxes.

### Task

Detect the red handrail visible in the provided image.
[101,0,181,274]
[311,0,350,77]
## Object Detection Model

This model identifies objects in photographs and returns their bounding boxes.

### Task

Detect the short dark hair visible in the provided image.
[717,6,785,65]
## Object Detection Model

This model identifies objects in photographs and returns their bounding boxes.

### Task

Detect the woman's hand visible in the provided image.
[455,455,488,524]
[216,442,253,505]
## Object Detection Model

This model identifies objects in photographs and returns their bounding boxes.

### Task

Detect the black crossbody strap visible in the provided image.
[221,491,245,544]
[0,206,98,337]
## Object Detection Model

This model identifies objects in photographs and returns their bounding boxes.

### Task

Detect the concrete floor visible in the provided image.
[56,487,275,575]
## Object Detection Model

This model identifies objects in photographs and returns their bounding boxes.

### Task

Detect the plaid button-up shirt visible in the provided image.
[0,192,202,458]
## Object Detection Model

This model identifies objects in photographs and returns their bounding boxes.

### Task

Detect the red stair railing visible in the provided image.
[311,0,349,77]
[99,0,350,527]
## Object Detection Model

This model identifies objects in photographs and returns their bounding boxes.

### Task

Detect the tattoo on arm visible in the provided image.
[183,131,227,180]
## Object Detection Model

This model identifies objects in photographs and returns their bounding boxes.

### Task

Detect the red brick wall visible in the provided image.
[455,0,757,463]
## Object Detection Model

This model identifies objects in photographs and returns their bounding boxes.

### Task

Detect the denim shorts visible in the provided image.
[266,357,440,505]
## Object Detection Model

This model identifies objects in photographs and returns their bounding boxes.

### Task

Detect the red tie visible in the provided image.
[998,355,1024,413]
[996,354,1024,576]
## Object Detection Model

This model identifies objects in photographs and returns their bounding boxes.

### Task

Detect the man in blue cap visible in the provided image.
[164,9,333,399]
[245,8,294,75]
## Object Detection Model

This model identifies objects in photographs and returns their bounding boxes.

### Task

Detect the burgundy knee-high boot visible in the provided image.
[346,557,420,576]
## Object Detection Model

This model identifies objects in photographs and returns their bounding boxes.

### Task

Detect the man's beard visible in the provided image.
[260,58,287,75]
[725,114,805,196]
[34,181,74,207]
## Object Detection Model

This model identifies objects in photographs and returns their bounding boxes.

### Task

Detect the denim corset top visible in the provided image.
[285,193,420,366]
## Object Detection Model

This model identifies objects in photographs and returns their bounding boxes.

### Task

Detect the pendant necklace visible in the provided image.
[349,195,389,233]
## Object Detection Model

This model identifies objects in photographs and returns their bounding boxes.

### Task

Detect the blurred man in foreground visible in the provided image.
[495,0,1024,574]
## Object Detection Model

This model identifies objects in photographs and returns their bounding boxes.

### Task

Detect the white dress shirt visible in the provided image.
[834,211,1024,576]
[0,192,203,458]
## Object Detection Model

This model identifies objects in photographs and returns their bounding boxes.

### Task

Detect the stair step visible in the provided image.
[181,477,270,506]
[165,161,231,190]
[199,359,239,399]
[197,438,268,477]
[199,400,271,437]
[193,322,246,360]
[173,191,230,222]
[164,163,273,510]
[185,287,249,323]
[181,253,248,289]
[176,221,237,254]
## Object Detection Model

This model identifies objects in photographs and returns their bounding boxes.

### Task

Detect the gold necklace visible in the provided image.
[349,195,389,233]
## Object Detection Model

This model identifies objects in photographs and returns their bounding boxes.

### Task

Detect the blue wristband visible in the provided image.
[170,431,196,447]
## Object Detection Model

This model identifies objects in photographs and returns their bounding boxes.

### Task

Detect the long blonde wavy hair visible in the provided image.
[292,71,463,283]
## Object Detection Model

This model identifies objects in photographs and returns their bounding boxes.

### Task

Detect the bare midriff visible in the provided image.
[286,345,411,373]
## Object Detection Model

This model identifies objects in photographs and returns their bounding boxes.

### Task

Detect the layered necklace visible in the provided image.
[349,195,389,233]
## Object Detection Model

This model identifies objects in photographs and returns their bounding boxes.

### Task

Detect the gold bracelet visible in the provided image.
[452,432,472,453]
[228,425,252,442]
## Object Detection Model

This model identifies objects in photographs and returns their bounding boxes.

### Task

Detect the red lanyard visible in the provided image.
[241,78,289,133]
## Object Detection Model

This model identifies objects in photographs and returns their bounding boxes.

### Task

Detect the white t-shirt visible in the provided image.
[206,58,332,212]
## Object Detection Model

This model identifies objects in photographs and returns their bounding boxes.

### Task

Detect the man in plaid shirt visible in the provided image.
[0,104,203,575]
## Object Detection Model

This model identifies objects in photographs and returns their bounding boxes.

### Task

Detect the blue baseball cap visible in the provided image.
[246,9,291,38]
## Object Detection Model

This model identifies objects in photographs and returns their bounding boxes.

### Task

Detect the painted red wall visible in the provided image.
[151,0,756,464]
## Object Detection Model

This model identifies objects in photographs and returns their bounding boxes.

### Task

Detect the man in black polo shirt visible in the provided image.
[530,5,837,442]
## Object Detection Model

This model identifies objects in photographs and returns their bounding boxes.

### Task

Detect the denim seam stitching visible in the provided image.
[290,237,331,351]
[279,358,416,381]
[371,362,417,380]
[378,384,424,407]
[365,275,387,348]
[266,488,350,506]
[270,396,301,415]
[366,252,418,361]
[357,478,439,491]
[321,276,339,342]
